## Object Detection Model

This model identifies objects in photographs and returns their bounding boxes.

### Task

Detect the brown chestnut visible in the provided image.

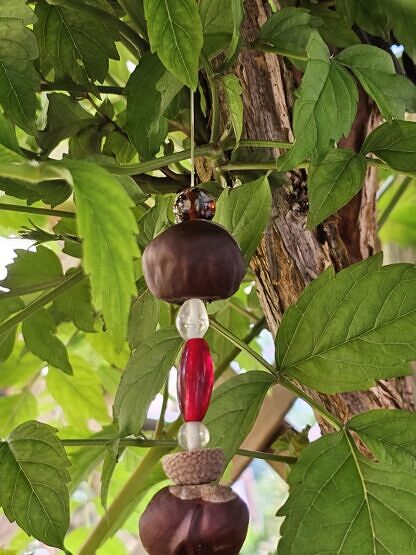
[139,484,249,555]
[142,220,245,304]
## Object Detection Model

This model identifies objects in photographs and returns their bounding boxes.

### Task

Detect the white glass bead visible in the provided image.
[178,421,210,450]
[176,299,209,340]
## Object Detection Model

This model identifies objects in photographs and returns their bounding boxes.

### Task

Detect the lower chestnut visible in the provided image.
[139,484,249,555]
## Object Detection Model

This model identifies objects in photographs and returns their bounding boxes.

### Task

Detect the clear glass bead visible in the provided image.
[176,299,209,340]
[178,421,210,450]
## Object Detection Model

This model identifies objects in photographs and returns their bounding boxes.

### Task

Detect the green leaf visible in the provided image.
[0,8,39,133]
[128,285,160,351]
[214,175,272,262]
[279,34,358,170]
[114,327,182,437]
[34,0,119,87]
[257,7,321,58]
[199,0,235,57]
[362,120,416,173]
[221,74,243,148]
[226,0,243,61]
[378,177,416,247]
[0,421,71,552]
[307,148,367,228]
[0,298,24,363]
[348,409,416,469]
[22,308,73,375]
[46,358,109,430]
[278,431,416,555]
[0,112,20,153]
[137,195,174,251]
[53,270,96,333]
[336,45,416,120]
[0,392,38,438]
[144,0,203,89]
[204,371,274,463]
[336,0,388,36]
[306,4,359,48]
[67,160,139,348]
[0,245,63,290]
[38,93,96,153]
[125,54,182,160]
[276,254,416,393]
[100,449,119,510]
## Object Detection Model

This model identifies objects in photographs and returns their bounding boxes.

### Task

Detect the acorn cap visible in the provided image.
[162,448,226,485]
[142,220,246,303]
[139,484,249,555]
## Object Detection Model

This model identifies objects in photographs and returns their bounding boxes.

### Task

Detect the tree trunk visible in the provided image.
[237,0,414,426]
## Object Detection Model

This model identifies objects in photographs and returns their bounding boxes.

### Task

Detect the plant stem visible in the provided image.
[210,317,275,374]
[278,376,342,431]
[377,176,412,230]
[219,162,280,172]
[0,203,75,219]
[40,82,125,95]
[0,278,67,300]
[237,139,293,150]
[60,438,297,464]
[215,317,267,378]
[154,381,169,439]
[0,271,85,337]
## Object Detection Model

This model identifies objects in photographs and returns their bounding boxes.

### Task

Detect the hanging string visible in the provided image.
[190,89,195,188]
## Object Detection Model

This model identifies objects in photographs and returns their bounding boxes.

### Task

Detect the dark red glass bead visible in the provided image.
[174,187,216,223]
[177,338,214,422]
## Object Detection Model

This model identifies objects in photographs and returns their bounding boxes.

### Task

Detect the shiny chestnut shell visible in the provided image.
[139,485,249,555]
[142,220,245,303]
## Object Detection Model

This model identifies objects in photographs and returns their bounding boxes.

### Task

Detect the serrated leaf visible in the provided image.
[38,93,96,153]
[221,74,243,148]
[362,120,416,173]
[279,34,358,170]
[114,327,182,437]
[0,245,63,290]
[0,421,70,552]
[276,254,416,393]
[0,392,38,437]
[125,53,182,160]
[34,0,119,87]
[214,175,272,262]
[66,160,139,348]
[0,297,24,363]
[137,195,174,251]
[348,409,416,469]
[53,270,96,333]
[144,0,203,89]
[47,358,109,430]
[204,371,274,463]
[128,286,160,351]
[22,308,73,375]
[257,7,322,58]
[278,430,416,554]
[0,11,39,134]
[307,148,367,228]
[336,45,416,120]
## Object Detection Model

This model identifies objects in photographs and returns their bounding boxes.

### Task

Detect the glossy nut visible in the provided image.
[139,484,249,555]
[142,220,246,304]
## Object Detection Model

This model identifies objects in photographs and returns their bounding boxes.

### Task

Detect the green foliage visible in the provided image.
[221,75,243,147]
[114,327,182,437]
[144,0,203,89]
[307,148,366,228]
[0,421,71,552]
[278,425,416,554]
[0,246,63,289]
[0,393,38,438]
[205,371,275,462]
[214,175,272,262]
[276,255,416,393]
[128,283,159,350]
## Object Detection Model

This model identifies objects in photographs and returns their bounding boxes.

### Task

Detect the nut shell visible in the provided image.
[139,484,249,555]
[162,448,225,485]
[142,220,245,303]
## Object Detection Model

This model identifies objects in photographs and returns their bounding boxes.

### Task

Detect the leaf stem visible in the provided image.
[237,448,297,465]
[40,82,125,95]
[377,176,412,230]
[0,270,85,337]
[154,381,169,439]
[278,376,342,431]
[0,203,75,219]
[209,317,275,374]
[237,139,293,150]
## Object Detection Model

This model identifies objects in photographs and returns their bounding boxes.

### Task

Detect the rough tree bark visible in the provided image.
[236,0,414,427]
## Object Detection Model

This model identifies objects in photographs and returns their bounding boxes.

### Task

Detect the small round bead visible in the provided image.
[173,187,216,223]
[176,299,209,340]
[178,421,210,451]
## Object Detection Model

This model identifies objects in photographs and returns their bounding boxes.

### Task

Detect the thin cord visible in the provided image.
[190,89,195,188]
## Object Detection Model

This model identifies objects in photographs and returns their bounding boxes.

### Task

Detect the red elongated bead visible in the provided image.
[177,338,214,422]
